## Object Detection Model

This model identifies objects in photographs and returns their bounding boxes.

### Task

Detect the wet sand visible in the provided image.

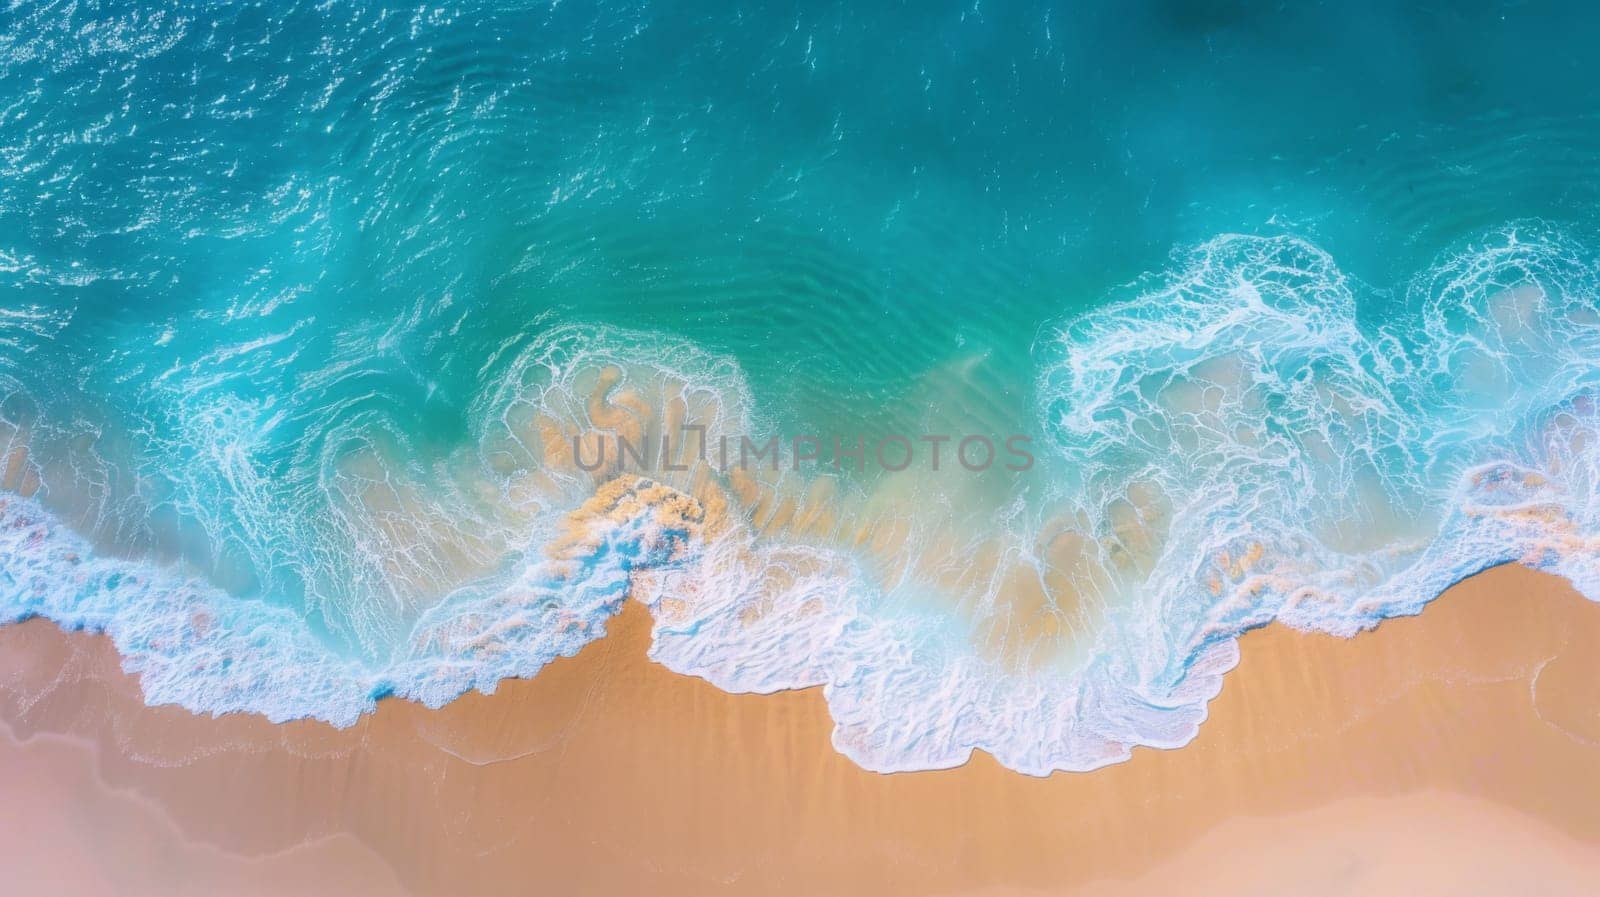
[1,562,1597,896]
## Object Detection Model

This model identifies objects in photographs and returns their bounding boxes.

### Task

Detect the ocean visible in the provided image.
[3,0,1600,774]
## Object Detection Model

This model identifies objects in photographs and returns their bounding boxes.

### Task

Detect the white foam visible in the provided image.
[5,229,1600,776]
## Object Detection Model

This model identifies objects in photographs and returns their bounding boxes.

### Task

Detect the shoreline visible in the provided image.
[1,562,1597,894]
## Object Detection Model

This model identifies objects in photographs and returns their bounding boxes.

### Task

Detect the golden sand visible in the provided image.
[1,563,1598,895]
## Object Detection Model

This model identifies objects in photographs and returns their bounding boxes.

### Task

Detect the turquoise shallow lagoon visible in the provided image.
[4,0,1600,773]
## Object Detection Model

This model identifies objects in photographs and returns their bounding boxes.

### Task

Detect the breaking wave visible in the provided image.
[5,227,1600,775]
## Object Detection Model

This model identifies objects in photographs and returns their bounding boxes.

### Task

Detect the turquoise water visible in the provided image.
[4,0,1600,773]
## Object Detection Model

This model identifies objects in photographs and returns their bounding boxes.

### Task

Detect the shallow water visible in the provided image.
[4,0,1600,773]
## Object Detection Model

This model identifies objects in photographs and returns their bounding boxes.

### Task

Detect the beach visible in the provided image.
[2,561,1596,896]
[7,3,1600,894]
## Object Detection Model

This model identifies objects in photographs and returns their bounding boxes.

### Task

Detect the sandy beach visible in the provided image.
[1,561,1598,896]
[9,2,1600,894]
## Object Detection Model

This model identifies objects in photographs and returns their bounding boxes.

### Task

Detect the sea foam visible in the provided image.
[4,228,1600,775]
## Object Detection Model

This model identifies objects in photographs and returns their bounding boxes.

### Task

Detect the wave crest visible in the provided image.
[5,229,1600,775]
